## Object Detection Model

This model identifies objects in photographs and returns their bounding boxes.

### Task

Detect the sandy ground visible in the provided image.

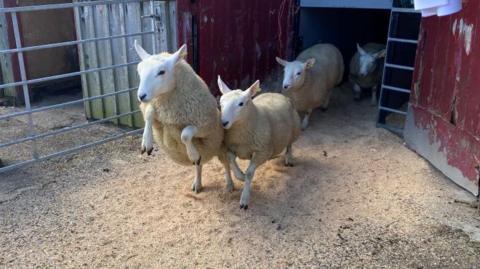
[1,85,480,268]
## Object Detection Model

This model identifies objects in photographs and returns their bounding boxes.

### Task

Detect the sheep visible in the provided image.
[349,43,386,106]
[134,41,233,193]
[276,43,344,130]
[217,76,301,209]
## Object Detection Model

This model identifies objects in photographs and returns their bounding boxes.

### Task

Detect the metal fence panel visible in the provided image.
[0,0,177,173]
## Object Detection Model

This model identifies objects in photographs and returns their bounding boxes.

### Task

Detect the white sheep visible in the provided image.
[217,76,301,209]
[276,43,344,130]
[349,43,386,105]
[134,41,233,193]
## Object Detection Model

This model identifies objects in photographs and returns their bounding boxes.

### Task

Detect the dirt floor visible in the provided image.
[1,85,480,268]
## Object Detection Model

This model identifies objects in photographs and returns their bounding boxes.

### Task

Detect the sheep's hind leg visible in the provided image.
[284,144,294,167]
[141,104,155,155]
[321,89,332,111]
[228,151,245,182]
[181,125,203,193]
[191,163,202,193]
[301,109,312,130]
[181,125,200,164]
[370,85,378,106]
[353,83,361,101]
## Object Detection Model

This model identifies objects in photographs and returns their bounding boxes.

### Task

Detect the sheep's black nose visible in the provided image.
[139,93,147,101]
[283,85,289,89]
[222,121,229,127]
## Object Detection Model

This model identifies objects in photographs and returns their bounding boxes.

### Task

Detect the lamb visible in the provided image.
[276,43,344,130]
[349,43,386,105]
[134,41,233,193]
[217,76,301,209]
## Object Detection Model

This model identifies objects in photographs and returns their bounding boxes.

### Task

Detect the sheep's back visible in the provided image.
[297,43,344,88]
[290,44,343,113]
[254,93,301,157]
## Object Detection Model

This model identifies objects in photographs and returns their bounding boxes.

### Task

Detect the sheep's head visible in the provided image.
[357,43,386,77]
[276,57,315,92]
[134,41,187,102]
[217,76,260,129]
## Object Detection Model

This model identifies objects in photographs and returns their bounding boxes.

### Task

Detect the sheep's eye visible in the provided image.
[157,70,165,76]
[238,102,244,107]
[297,72,301,75]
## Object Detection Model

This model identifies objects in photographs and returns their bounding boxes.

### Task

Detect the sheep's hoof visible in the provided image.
[240,204,248,210]
[320,107,328,112]
[141,146,153,155]
[285,162,294,167]
[191,181,202,193]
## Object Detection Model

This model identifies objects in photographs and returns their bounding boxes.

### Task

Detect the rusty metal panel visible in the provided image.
[406,1,480,195]
[176,0,297,95]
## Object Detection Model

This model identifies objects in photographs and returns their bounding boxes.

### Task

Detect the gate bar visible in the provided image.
[0,0,167,13]
[11,12,38,159]
[0,129,142,174]
[0,61,140,89]
[0,87,138,122]
[0,110,140,149]
[0,31,155,55]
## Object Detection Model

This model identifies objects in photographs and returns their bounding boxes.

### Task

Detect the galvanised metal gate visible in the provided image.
[0,0,176,173]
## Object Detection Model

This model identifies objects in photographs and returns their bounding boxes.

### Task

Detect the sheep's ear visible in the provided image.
[246,80,260,98]
[134,40,151,60]
[374,49,386,59]
[304,58,316,69]
[357,43,367,56]
[217,76,231,95]
[276,57,288,67]
[170,44,187,63]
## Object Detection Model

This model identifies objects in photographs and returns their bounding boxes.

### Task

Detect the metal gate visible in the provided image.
[0,0,176,173]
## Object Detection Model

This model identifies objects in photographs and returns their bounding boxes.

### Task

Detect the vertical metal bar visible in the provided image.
[149,0,157,54]
[164,0,173,51]
[11,12,39,159]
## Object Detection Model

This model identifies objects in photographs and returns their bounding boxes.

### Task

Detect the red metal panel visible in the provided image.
[409,1,480,193]
[176,0,296,95]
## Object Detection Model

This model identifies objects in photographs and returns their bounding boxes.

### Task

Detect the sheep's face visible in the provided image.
[357,44,386,77]
[217,76,259,129]
[276,57,315,92]
[134,41,187,102]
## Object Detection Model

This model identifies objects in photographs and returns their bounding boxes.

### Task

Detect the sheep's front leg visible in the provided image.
[353,83,361,101]
[222,160,234,192]
[284,144,294,167]
[371,85,378,106]
[141,104,155,155]
[228,151,245,182]
[301,109,312,130]
[181,125,200,164]
[240,161,257,210]
[191,163,202,193]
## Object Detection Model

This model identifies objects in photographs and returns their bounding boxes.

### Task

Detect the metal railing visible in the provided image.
[0,0,176,173]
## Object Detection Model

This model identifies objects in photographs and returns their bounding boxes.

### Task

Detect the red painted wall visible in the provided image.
[176,0,297,95]
[408,1,480,193]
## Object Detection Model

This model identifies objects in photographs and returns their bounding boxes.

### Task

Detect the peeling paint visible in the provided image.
[405,108,479,195]
[454,18,473,55]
